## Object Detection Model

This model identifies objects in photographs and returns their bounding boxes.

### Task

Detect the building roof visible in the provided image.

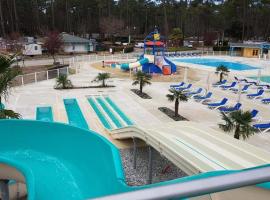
[230,42,270,49]
[61,33,93,44]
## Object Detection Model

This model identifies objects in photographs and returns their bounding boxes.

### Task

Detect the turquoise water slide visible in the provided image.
[119,55,154,70]
[0,120,269,200]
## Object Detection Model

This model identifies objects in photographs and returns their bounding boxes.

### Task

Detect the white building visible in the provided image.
[61,33,96,53]
[23,43,42,56]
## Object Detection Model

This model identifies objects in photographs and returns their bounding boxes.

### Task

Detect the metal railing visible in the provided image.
[93,165,270,200]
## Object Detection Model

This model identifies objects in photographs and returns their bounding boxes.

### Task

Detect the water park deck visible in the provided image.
[2,54,270,199]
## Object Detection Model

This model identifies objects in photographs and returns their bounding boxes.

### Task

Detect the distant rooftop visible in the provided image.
[61,33,94,44]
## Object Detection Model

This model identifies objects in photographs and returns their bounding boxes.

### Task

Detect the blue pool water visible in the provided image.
[36,107,54,122]
[173,58,258,71]
[105,97,134,126]
[249,76,270,83]
[88,98,112,130]
[63,99,89,130]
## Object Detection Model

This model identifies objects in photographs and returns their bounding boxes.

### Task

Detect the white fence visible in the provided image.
[68,53,141,67]
[15,51,269,87]
[13,66,77,87]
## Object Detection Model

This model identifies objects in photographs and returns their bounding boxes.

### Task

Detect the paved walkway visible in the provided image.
[5,59,270,152]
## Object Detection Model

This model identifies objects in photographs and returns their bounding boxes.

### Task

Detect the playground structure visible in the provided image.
[1,120,270,200]
[112,28,177,75]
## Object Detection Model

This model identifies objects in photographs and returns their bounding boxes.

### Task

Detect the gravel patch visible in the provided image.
[131,89,152,99]
[158,107,188,121]
[120,147,187,186]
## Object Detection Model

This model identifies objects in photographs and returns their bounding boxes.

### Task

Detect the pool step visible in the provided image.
[87,97,114,130]
[104,97,134,126]
[101,98,128,127]
[36,106,54,122]
[95,97,124,128]
[63,98,89,130]
[87,96,134,130]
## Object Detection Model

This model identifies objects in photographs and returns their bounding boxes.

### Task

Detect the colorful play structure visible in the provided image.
[113,28,177,75]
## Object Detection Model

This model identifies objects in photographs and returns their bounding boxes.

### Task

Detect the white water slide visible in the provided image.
[110,121,270,175]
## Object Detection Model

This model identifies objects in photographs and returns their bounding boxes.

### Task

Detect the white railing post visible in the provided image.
[34,72,37,83]
[21,76,24,85]
[66,67,69,75]
[47,71,49,80]
[57,69,60,77]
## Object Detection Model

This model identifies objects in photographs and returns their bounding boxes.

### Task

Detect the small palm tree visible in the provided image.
[0,109,21,119]
[219,110,256,140]
[166,88,188,117]
[93,73,110,87]
[216,65,229,83]
[0,54,21,119]
[55,75,73,89]
[132,71,152,93]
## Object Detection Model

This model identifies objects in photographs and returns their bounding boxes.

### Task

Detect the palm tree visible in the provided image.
[219,110,256,140]
[0,54,21,119]
[55,74,73,89]
[216,65,229,83]
[132,71,152,93]
[166,88,188,117]
[93,73,110,87]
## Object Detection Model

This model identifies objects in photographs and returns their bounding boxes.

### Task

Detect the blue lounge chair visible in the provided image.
[212,80,227,87]
[170,82,185,88]
[250,109,261,122]
[230,84,250,93]
[193,92,212,103]
[220,82,237,90]
[247,89,264,99]
[207,98,228,110]
[262,98,270,104]
[176,83,192,91]
[253,123,270,133]
[218,103,242,113]
[251,109,259,118]
[185,88,203,97]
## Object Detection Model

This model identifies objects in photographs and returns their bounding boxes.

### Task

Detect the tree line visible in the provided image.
[0,0,270,41]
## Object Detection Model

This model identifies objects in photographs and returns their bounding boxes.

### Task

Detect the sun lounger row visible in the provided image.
[213,80,270,103]
[170,82,269,132]
[165,52,202,57]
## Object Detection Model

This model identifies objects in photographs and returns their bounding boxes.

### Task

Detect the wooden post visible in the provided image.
[148,146,153,184]
[34,72,37,83]
[133,138,137,169]
[0,180,9,200]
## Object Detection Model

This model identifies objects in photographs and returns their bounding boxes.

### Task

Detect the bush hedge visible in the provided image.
[213,46,230,51]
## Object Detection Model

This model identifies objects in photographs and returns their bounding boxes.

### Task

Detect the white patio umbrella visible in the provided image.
[206,71,211,92]
[257,69,262,85]
[237,82,243,103]
[183,66,188,82]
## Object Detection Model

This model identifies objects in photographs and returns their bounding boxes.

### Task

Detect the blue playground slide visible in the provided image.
[0,120,269,200]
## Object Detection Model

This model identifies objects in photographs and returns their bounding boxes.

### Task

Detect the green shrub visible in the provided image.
[123,46,134,53]
[213,46,230,51]
[167,46,195,52]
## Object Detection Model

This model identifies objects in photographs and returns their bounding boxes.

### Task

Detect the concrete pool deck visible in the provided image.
[4,56,270,152]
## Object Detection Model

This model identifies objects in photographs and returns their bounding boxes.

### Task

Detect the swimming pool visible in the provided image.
[36,107,54,122]
[63,99,89,130]
[249,76,270,83]
[172,58,258,71]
